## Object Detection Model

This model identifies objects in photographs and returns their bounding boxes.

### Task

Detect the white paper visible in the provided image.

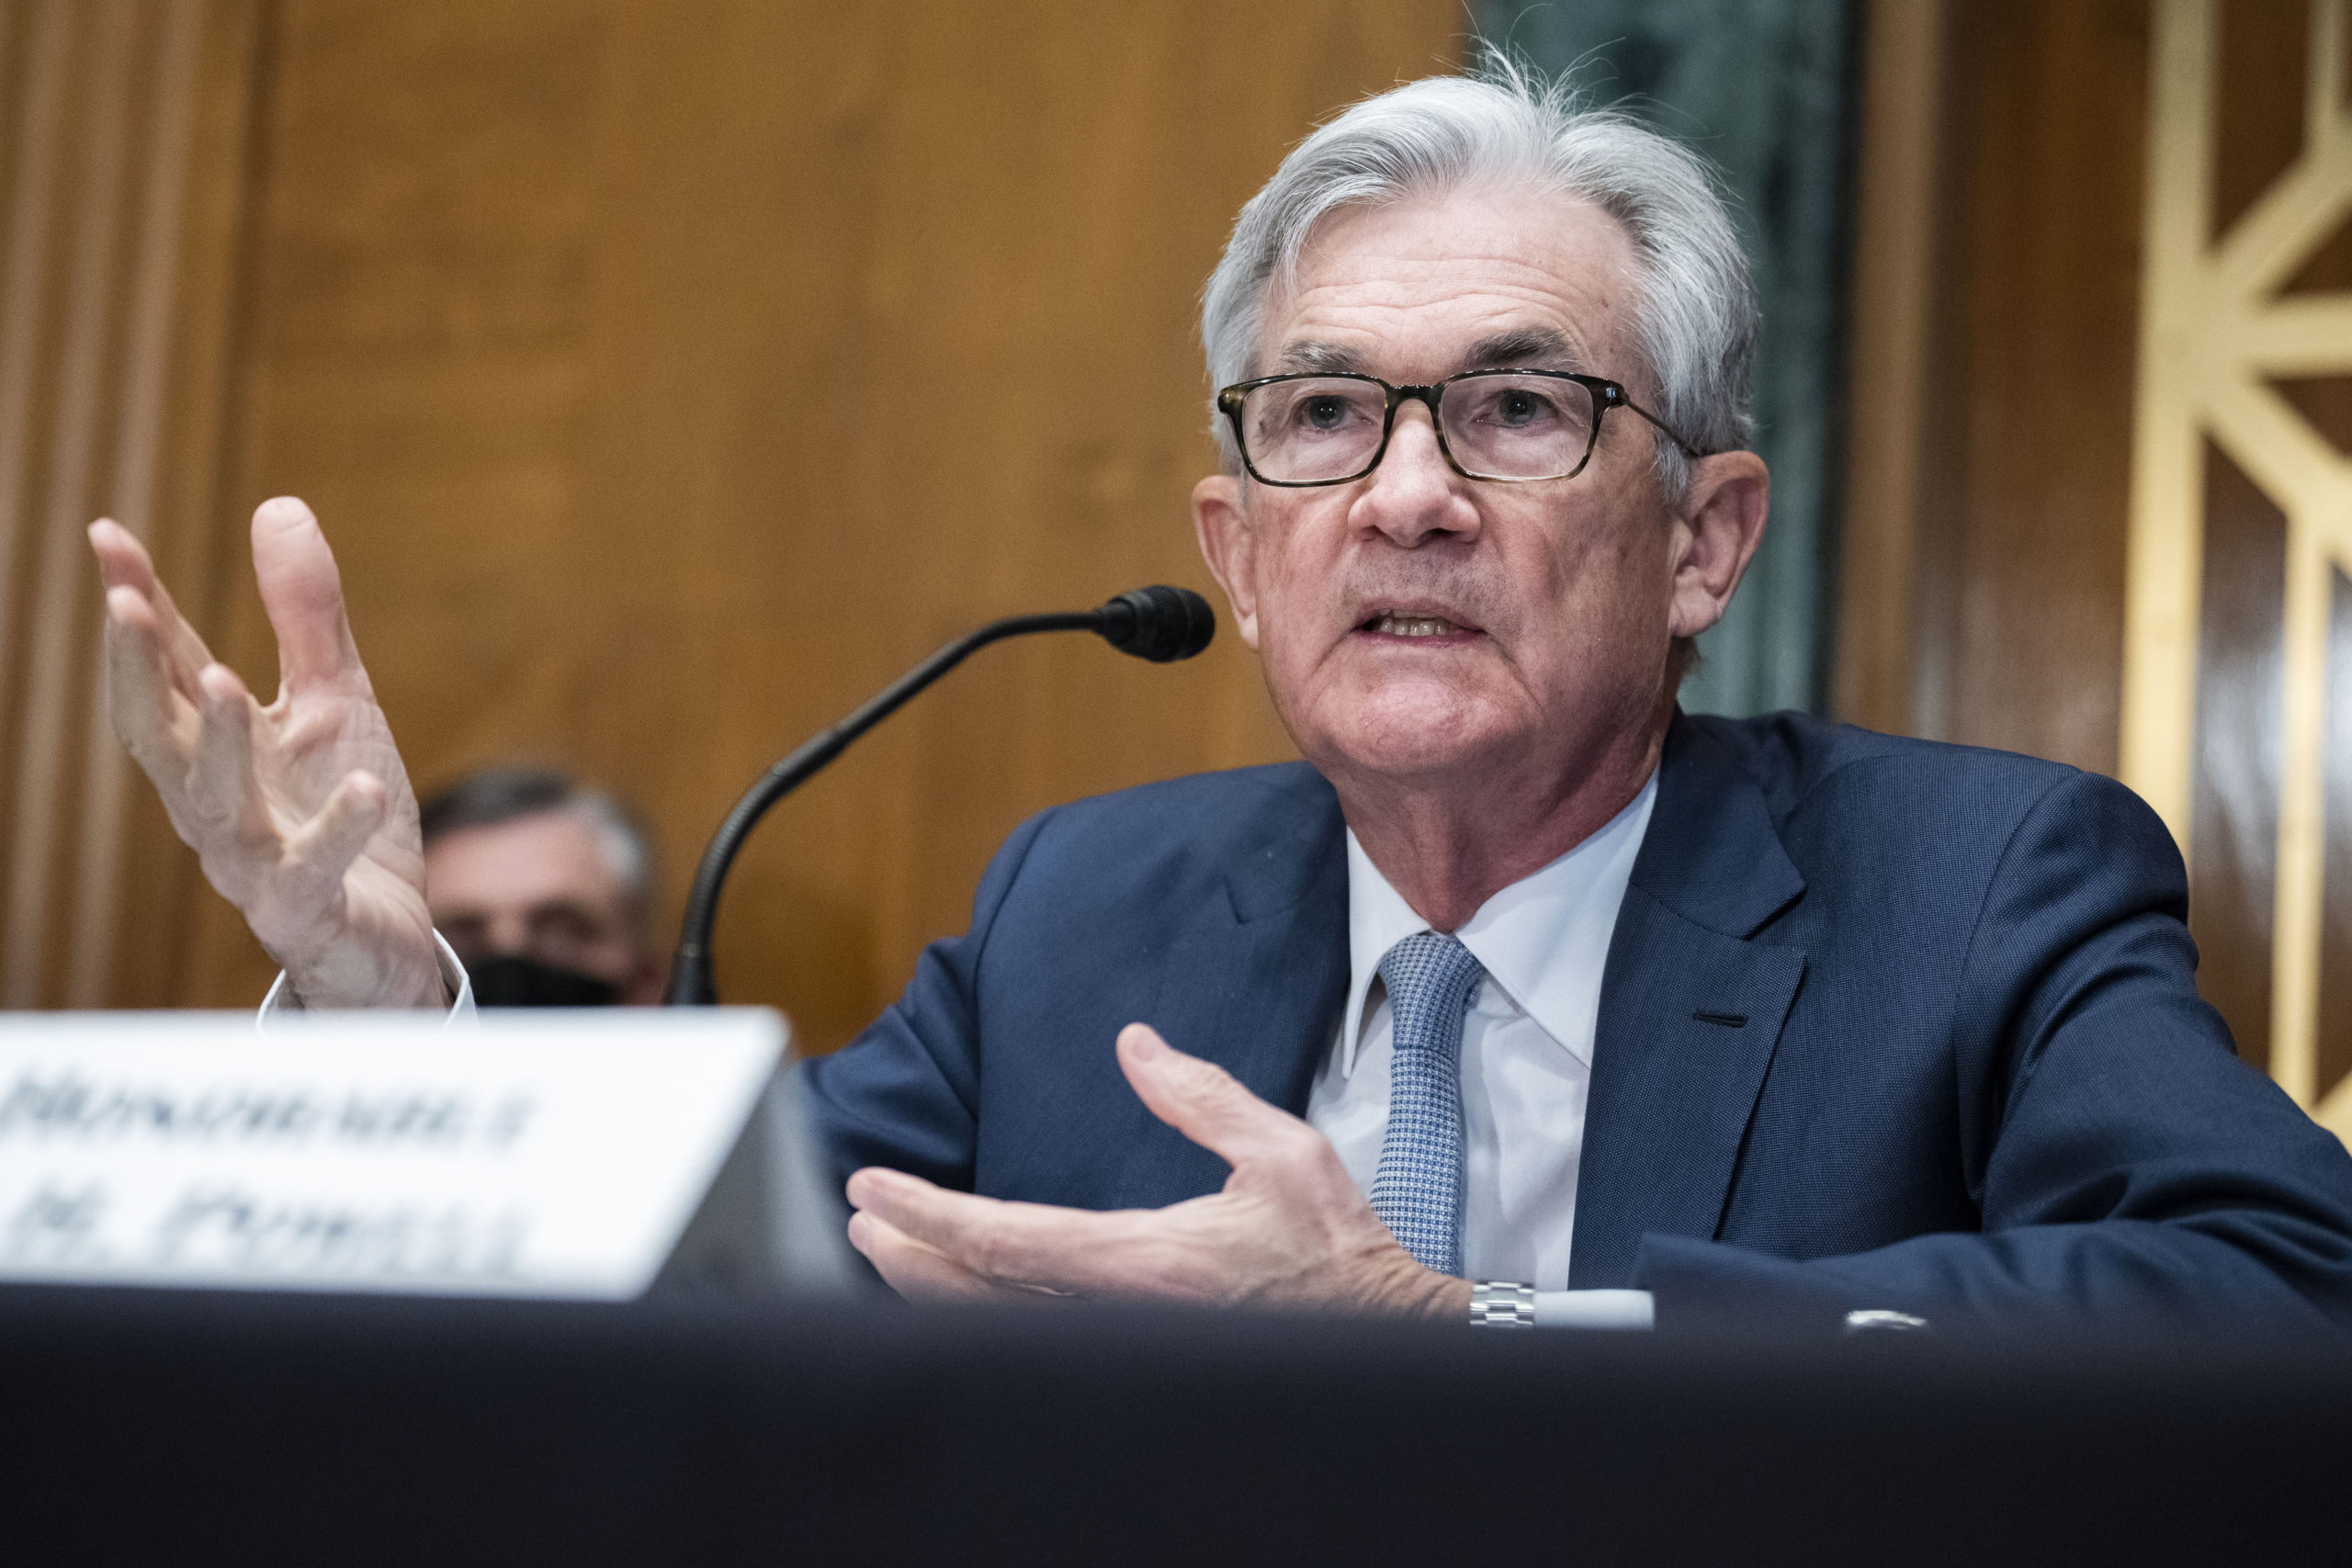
[0,1009,786,1300]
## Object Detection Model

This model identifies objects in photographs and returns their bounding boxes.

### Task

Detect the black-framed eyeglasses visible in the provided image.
[1215,368,1707,488]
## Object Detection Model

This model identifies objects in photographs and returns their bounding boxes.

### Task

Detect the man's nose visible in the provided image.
[1355,401,1477,547]
[487,909,534,955]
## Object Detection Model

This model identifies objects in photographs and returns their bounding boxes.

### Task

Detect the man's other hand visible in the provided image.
[843,1024,1472,1318]
[88,498,445,1009]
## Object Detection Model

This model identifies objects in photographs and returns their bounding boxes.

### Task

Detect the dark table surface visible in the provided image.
[3,1282,2346,1565]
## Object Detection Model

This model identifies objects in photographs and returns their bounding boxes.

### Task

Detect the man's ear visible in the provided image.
[1666,451,1770,641]
[1193,471,1261,649]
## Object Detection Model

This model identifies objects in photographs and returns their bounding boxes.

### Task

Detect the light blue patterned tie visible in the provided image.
[1369,931,1486,1278]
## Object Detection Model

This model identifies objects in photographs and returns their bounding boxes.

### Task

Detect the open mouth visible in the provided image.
[1357,610,1481,640]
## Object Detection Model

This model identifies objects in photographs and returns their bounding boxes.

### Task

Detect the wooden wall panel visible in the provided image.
[1838,1,2352,1125]
[2191,444,2288,1074]
[0,0,264,1010]
[2178,0,2346,1083]
[1840,0,2154,773]
[1917,0,2150,773]
[2320,566,2352,1099]
[1839,0,2333,775]
[162,0,1463,1048]
[1835,0,1944,736]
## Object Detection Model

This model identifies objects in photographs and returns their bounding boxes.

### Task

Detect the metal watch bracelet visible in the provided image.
[1469,1280,1537,1328]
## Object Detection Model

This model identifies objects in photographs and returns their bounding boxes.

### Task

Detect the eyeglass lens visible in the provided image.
[1238,376,1598,483]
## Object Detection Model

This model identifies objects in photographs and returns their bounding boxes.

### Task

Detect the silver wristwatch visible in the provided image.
[1469,1280,1537,1328]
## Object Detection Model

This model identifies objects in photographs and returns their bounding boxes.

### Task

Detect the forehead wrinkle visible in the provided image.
[1257,194,1644,385]
[1293,229,1617,298]
[1261,321,1595,388]
[1265,282,1623,380]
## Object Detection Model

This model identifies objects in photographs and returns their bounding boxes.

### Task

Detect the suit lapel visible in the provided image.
[1121,775,1349,1206]
[1569,716,1810,1288]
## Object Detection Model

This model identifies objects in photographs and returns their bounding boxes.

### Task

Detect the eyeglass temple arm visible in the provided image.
[1614,391,1711,459]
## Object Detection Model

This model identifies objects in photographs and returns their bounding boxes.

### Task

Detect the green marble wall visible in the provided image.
[1477,0,1856,716]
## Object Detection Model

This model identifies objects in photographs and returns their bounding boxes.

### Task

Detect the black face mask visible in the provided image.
[469,953,620,1008]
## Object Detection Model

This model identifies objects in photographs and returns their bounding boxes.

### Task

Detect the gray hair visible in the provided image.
[1200,52,1756,501]
[419,763,658,926]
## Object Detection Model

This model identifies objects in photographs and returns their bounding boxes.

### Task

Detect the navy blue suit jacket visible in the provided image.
[804,712,2352,1327]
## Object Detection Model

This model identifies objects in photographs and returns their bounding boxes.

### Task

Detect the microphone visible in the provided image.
[1091,585,1216,662]
[665,586,1216,1005]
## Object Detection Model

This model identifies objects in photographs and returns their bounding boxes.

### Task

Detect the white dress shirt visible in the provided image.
[1307,771,1657,1329]
[257,931,476,1025]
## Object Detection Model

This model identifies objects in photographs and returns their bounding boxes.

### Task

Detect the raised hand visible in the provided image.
[88,497,445,1008]
[842,1023,1471,1317]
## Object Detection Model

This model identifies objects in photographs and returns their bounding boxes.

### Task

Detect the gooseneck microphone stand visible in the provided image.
[665,586,1215,1005]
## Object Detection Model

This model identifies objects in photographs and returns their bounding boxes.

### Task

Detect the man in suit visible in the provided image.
[89,65,2352,1328]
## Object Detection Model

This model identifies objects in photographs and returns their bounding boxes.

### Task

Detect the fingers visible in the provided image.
[249,496,364,693]
[101,586,193,764]
[845,1211,1075,1306]
[1115,1023,1303,1166]
[846,1167,1133,1296]
[89,519,214,690]
[284,771,387,890]
[192,663,278,849]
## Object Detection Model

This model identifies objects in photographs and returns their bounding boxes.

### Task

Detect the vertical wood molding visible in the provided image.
[2,0,141,1007]
[0,0,74,678]
[68,0,207,1006]
[1834,0,1945,733]
[0,0,257,1008]
[2120,0,2219,852]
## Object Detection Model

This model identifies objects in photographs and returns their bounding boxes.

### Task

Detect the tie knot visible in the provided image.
[1376,931,1486,1055]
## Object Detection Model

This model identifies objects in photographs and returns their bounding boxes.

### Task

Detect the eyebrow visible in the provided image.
[1264,327,1588,380]
[1458,327,1584,374]
[1269,339,1368,375]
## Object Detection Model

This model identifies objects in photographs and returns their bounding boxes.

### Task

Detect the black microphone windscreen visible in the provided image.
[1096,585,1216,662]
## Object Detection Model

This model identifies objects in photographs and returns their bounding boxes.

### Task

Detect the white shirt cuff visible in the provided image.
[1532,1289,1655,1330]
[256,931,477,1030]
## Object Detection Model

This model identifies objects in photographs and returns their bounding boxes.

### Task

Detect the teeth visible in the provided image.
[1372,614,1460,637]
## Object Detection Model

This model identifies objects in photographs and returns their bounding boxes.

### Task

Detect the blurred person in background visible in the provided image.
[420,764,666,1007]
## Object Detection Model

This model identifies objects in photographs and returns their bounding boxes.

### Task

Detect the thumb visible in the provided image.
[1114,1023,1298,1165]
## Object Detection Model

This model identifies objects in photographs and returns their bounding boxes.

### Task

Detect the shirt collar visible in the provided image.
[1337,768,1658,1077]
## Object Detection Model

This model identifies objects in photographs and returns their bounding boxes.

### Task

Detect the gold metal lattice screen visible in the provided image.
[2122,0,2352,1144]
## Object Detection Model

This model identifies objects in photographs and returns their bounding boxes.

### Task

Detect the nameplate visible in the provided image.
[0,1010,786,1300]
